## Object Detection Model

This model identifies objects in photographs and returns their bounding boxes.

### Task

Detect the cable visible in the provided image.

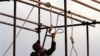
[69,12,78,56]
[3,7,35,56]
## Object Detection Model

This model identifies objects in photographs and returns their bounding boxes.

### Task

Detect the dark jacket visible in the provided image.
[30,41,56,56]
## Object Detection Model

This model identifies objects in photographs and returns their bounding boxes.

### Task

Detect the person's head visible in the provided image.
[32,40,42,53]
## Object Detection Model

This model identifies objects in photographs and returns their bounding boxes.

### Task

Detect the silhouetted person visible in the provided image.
[30,33,56,56]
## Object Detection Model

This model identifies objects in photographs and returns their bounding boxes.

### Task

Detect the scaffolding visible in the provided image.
[0,0,100,56]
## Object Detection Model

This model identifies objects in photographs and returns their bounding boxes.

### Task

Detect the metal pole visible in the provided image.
[38,0,41,40]
[24,0,95,21]
[64,0,68,56]
[92,0,100,4]
[72,0,100,12]
[86,22,89,56]
[0,21,37,32]
[0,12,50,27]
[17,0,87,23]
[42,29,48,48]
[13,0,16,56]
[0,12,95,27]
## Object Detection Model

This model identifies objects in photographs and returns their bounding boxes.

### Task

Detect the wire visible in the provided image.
[3,7,35,56]
[70,13,78,56]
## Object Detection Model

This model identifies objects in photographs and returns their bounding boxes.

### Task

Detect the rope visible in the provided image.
[49,5,64,34]
[55,12,64,34]
[70,12,78,56]
[3,7,35,56]
[49,6,53,34]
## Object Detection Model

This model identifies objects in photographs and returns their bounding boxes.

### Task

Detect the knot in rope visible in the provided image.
[45,2,51,7]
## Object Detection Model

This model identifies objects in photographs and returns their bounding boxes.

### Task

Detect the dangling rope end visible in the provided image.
[70,36,74,44]
[45,2,51,8]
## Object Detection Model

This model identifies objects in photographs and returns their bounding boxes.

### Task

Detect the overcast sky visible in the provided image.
[0,0,100,56]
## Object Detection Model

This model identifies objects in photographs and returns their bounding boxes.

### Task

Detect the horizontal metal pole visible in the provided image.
[29,0,95,21]
[0,21,37,32]
[40,21,100,29]
[0,12,95,27]
[0,1,95,27]
[68,11,95,21]
[0,12,50,27]
[92,0,100,4]
[17,0,87,23]
[72,0,100,12]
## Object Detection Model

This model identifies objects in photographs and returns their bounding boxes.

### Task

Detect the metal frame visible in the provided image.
[72,0,100,12]
[0,0,100,56]
[18,0,95,22]
[92,0,100,4]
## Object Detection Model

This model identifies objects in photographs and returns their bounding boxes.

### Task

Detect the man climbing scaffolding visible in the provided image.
[30,33,56,56]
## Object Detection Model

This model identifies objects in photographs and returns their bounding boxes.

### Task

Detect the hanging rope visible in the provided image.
[3,7,35,56]
[55,12,64,34]
[49,6,53,34]
[69,11,78,56]
[49,5,64,34]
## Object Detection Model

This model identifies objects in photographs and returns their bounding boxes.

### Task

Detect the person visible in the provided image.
[30,33,56,56]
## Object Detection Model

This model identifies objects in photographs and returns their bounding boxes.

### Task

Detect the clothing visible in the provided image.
[30,41,56,56]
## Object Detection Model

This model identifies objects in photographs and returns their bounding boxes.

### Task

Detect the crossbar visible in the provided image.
[29,0,95,22]
[18,0,94,23]
[0,21,37,32]
[92,0,100,4]
[0,12,95,27]
[30,0,95,21]
[72,0,100,12]
[0,12,50,27]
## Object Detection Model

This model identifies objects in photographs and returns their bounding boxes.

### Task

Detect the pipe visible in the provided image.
[86,22,89,56]
[0,12,95,27]
[18,0,91,23]
[26,0,95,22]
[68,11,95,21]
[38,0,41,40]
[92,0,100,4]
[72,0,100,12]
[0,12,50,27]
[42,29,48,48]
[0,21,37,32]
[13,1,16,56]
[64,0,68,56]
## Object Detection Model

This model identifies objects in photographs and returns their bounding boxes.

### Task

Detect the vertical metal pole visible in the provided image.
[42,29,48,48]
[13,0,16,56]
[86,22,89,56]
[64,0,68,56]
[38,0,41,40]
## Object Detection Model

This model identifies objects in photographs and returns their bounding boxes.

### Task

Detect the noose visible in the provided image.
[69,11,78,56]
[49,6,64,34]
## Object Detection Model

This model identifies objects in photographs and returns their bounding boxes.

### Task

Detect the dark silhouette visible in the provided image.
[30,33,56,56]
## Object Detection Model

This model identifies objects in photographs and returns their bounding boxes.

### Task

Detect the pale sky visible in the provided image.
[0,0,100,56]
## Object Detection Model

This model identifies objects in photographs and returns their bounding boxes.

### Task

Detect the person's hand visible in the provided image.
[51,33,56,39]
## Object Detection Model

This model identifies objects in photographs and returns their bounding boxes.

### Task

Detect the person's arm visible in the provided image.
[46,33,56,55]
